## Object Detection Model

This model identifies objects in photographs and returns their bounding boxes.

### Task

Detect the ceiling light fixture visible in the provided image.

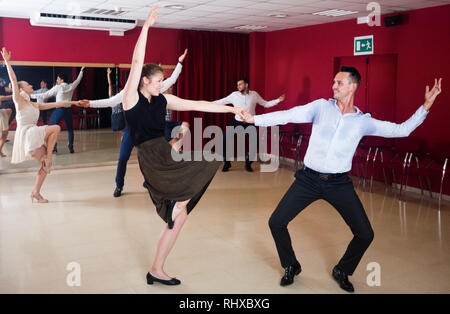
[313,9,358,17]
[234,25,267,30]
[165,5,185,10]
[269,13,288,18]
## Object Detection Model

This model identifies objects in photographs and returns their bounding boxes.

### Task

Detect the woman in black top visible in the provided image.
[122,7,245,286]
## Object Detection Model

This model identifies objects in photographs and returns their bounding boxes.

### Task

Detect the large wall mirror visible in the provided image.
[0,61,175,173]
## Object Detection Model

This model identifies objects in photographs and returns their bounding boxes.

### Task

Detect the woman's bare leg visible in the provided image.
[30,146,48,202]
[43,125,60,171]
[150,199,190,280]
[0,130,8,157]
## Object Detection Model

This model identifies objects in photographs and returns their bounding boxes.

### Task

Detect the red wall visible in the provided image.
[1,6,449,195]
[0,17,182,64]
[249,4,450,195]
[250,5,450,148]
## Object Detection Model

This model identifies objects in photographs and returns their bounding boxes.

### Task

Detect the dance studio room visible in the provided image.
[0,0,449,296]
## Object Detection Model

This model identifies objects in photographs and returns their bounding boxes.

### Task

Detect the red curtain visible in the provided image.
[176,30,249,133]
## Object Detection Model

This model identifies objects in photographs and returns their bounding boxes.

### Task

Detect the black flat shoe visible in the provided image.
[332,266,354,293]
[222,162,231,172]
[68,146,74,154]
[113,187,122,197]
[146,272,180,286]
[280,262,302,286]
[245,163,253,172]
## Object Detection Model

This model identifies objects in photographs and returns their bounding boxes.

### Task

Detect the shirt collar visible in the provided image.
[329,98,363,116]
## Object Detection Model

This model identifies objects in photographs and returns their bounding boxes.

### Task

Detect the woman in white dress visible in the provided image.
[0,95,12,157]
[1,48,88,203]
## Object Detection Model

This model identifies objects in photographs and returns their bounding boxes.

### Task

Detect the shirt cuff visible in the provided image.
[254,115,262,126]
[418,105,429,115]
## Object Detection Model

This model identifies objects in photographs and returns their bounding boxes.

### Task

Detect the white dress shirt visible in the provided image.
[32,88,49,103]
[254,98,428,174]
[215,90,280,122]
[90,62,183,109]
[30,70,84,107]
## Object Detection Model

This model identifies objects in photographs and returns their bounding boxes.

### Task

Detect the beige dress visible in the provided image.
[0,109,10,132]
[11,93,47,164]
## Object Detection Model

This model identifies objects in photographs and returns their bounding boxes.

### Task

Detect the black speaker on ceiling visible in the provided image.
[384,14,403,27]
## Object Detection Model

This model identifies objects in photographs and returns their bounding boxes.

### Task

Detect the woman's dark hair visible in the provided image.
[140,63,164,87]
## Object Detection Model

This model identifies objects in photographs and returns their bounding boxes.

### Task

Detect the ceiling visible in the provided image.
[0,0,449,33]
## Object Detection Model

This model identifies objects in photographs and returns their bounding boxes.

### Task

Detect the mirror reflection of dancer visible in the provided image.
[1,48,88,203]
[0,95,12,157]
[88,50,189,198]
[31,67,85,154]
[32,80,51,124]
[242,67,442,292]
[122,7,245,286]
[215,77,285,172]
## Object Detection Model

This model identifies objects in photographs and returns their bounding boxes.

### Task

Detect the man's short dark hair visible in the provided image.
[57,73,67,82]
[340,66,361,90]
[237,77,249,85]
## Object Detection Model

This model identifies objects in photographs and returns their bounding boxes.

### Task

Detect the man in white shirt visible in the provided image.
[31,67,85,153]
[215,77,285,172]
[242,67,442,292]
[33,80,51,124]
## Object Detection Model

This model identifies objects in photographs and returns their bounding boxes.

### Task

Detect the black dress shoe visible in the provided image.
[52,147,57,153]
[332,266,354,293]
[222,162,231,172]
[68,146,74,154]
[113,187,122,197]
[245,163,253,172]
[280,262,302,286]
[143,181,149,189]
[146,272,180,285]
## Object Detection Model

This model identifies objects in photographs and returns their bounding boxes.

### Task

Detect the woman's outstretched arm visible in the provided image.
[165,94,245,118]
[122,6,160,111]
[1,47,27,111]
[37,100,89,110]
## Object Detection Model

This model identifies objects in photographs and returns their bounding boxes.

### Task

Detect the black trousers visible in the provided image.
[269,167,374,275]
[223,120,256,165]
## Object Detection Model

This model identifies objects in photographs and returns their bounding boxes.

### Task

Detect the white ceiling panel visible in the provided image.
[0,0,447,33]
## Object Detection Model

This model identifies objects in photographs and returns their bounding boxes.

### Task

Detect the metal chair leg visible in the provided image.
[426,176,433,198]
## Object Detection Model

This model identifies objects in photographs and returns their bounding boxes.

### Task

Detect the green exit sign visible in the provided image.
[354,35,374,55]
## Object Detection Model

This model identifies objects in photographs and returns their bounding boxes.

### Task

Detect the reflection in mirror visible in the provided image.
[0,64,123,173]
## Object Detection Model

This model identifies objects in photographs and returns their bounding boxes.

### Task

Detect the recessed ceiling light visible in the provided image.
[234,25,267,30]
[313,9,358,17]
[165,4,185,10]
[391,8,410,12]
[269,13,288,18]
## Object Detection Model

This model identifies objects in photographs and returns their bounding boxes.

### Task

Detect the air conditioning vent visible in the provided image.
[30,12,137,35]
[37,13,136,24]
